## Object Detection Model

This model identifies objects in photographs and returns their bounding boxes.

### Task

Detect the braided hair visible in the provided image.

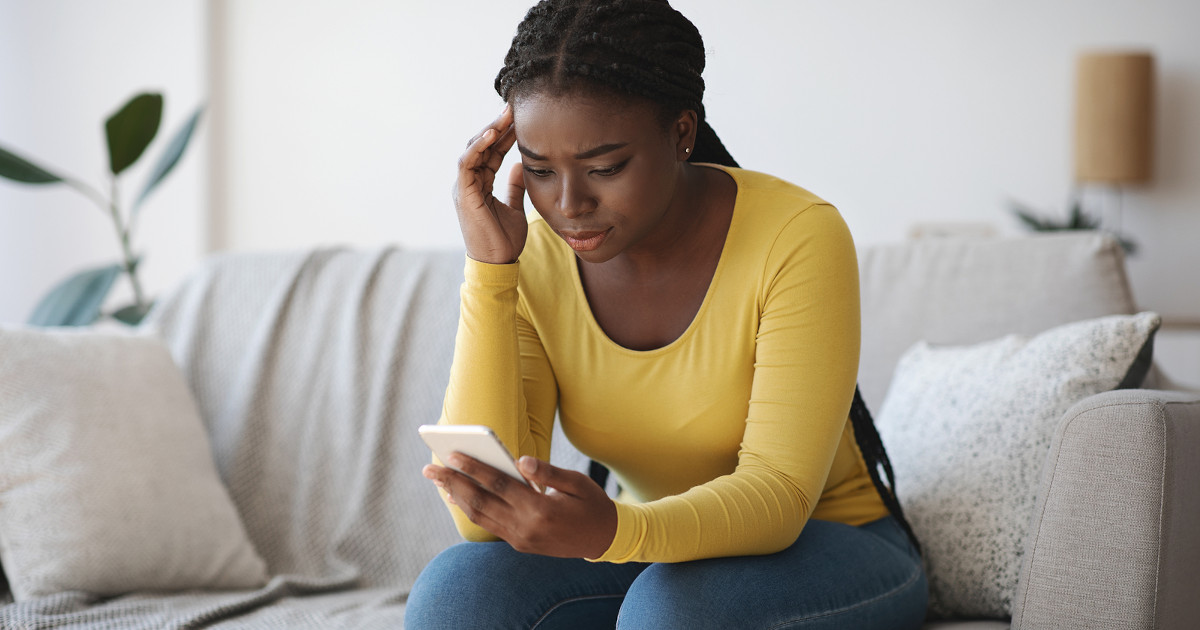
[495,0,737,166]
[499,0,921,556]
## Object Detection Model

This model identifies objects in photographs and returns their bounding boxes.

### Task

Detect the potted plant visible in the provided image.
[1009,198,1137,255]
[0,92,203,326]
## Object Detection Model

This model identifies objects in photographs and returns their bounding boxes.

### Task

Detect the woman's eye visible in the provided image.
[591,162,627,177]
[523,166,552,178]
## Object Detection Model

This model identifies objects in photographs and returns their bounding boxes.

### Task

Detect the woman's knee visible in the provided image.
[406,542,525,628]
[616,519,927,630]
[407,541,643,630]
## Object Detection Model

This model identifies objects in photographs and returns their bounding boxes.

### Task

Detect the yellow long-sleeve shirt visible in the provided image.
[438,165,887,564]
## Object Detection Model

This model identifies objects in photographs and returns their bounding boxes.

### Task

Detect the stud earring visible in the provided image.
[684,147,691,154]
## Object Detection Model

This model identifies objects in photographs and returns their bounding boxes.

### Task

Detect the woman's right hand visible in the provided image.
[454,104,528,265]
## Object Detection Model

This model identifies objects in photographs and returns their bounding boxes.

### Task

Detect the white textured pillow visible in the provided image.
[0,326,268,600]
[876,312,1160,619]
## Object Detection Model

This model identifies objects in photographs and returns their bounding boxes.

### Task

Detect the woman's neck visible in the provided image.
[597,163,733,279]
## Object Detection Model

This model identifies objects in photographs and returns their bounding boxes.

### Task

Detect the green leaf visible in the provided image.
[1014,209,1051,231]
[27,264,122,327]
[105,93,163,176]
[1066,202,1101,230]
[134,105,203,210]
[110,302,154,326]
[0,144,63,184]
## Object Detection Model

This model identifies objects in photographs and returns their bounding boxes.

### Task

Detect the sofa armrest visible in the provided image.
[1012,389,1200,629]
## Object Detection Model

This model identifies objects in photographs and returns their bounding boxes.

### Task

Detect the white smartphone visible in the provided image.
[418,424,538,491]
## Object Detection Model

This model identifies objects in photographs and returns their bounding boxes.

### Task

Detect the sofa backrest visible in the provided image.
[141,231,1136,590]
[857,231,1137,408]
[144,247,467,590]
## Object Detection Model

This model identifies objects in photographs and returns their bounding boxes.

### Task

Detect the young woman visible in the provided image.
[408,1,927,627]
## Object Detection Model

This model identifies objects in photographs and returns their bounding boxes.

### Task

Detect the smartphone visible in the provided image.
[418,424,538,491]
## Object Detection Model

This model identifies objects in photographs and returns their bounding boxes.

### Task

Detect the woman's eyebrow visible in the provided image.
[518,142,629,161]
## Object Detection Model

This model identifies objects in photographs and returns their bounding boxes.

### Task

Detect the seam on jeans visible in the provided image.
[767,558,924,629]
[530,593,625,629]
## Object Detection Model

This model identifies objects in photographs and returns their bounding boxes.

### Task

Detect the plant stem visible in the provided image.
[108,176,147,312]
[63,177,109,210]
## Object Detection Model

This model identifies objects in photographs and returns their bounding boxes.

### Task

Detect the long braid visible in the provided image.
[498,0,918,556]
[850,387,922,554]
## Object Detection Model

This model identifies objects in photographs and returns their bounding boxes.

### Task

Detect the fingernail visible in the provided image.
[446,494,456,505]
[519,456,537,474]
[448,454,464,467]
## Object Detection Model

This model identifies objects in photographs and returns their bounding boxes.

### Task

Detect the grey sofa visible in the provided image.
[1,231,1195,628]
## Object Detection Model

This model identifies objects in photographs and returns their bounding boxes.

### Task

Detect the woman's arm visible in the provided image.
[595,205,862,563]
[433,104,554,539]
[435,260,558,540]
[426,106,618,555]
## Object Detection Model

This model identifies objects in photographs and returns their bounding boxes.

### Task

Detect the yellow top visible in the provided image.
[438,165,887,564]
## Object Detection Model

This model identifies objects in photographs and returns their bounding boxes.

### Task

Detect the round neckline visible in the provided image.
[569,163,742,357]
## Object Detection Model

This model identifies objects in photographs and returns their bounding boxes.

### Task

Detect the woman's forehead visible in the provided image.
[512,91,663,156]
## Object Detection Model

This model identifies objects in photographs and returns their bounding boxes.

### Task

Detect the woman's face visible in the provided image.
[512,90,693,265]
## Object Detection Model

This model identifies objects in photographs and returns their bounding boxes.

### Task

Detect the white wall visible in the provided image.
[211,0,1200,324]
[0,0,207,325]
[5,1,1196,342]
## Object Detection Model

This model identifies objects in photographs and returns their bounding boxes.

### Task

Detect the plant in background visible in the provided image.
[0,92,202,326]
[1009,198,1137,255]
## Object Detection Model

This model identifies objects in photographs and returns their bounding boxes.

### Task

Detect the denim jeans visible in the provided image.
[406,516,927,629]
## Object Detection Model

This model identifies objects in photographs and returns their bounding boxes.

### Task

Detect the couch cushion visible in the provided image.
[858,232,1135,408]
[876,312,1160,619]
[0,326,267,600]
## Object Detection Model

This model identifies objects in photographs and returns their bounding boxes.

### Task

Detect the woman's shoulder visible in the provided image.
[718,166,832,213]
[714,166,849,250]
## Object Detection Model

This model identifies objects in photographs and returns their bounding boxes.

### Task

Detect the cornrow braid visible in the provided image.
[495,0,737,167]
[499,0,920,557]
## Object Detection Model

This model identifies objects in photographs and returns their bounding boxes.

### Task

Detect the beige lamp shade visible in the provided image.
[1074,51,1155,184]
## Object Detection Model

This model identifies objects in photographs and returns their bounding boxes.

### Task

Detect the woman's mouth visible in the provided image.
[560,228,611,252]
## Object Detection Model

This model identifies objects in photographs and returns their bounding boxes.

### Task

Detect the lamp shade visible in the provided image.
[1074,51,1155,184]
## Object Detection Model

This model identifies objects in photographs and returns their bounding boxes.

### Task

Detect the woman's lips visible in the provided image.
[560,228,611,252]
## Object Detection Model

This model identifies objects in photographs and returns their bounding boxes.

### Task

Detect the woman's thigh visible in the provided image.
[405,541,647,630]
[617,517,927,630]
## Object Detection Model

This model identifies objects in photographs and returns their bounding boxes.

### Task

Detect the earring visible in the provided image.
[684,147,691,154]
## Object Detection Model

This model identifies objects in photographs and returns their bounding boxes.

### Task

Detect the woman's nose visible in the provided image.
[555,177,593,219]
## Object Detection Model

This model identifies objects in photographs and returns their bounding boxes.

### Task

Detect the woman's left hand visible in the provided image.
[422,455,617,559]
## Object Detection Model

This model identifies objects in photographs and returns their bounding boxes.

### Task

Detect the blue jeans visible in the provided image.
[406,516,927,629]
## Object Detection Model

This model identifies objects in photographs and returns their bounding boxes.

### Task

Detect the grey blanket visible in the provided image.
[1,247,478,628]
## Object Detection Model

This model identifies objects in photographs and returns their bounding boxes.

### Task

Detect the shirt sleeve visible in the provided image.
[593,205,862,563]
[436,256,558,541]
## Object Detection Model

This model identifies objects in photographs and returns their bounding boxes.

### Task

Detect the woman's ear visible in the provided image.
[674,109,699,160]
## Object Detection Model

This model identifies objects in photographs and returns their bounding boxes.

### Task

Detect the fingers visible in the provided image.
[517,457,596,497]
[457,127,500,174]
[424,452,535,509]
[423,461,513,531]
[463,103,514,150]
[506,163,526,213]
[456,105,516,203]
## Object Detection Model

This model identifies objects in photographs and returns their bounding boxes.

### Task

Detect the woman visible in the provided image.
[408,1,927,627]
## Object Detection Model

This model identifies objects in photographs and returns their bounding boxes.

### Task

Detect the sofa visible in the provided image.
[0,231,1195,628]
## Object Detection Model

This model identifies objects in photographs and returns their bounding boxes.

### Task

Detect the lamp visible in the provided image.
[1074,51,1155,184]
[1072,50,1155,246]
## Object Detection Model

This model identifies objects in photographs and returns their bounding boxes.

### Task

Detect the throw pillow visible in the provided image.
[875,312,1160,619]
[0,326,268,601]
